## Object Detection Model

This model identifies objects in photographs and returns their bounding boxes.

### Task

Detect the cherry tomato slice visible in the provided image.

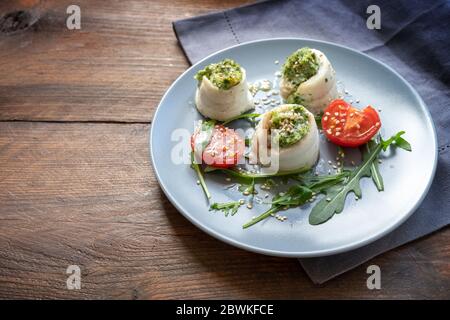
[322,99,381,147]
[191,124,244,168]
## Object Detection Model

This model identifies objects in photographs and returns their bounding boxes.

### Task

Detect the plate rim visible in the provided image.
[150,37,438,257]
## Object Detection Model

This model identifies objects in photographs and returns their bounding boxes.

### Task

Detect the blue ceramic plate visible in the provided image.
[150,38,437,257]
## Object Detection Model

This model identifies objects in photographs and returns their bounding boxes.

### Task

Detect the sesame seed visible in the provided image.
[196,180,200,185]
[239,199,245,205]
[274,60,279,64]
[335,132,341,136]
[378,159,383,164]
[334,112,339,116]
[247,204,253,209]
[326,197,332,202]
[225,177,231,182]
[323,116,328,121]
[243,191,250,196]
[355,196,359,200]
[328,160,333,165]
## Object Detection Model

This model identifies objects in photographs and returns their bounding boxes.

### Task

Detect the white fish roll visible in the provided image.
[195,59,254,121]
[280,48,338,114]
[250,104,319,172]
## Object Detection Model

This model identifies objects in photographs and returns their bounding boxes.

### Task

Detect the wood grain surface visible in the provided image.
[0,0,448,299]
[0,0,252,122]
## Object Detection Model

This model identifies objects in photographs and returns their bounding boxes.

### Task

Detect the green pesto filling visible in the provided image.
[270,105,310,148]
[282,47,319,86]
[285,92,305,105]
[195,59,243,90]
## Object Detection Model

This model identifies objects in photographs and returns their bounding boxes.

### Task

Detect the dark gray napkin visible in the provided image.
[173,0,450,283]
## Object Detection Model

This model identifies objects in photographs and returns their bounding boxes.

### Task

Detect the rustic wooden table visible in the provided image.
[0,0,448,299]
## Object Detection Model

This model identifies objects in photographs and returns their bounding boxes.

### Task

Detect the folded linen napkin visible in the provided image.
[173,0,450,283]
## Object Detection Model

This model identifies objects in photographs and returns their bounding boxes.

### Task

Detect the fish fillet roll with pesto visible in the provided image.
[280,47,338,114]
[194,59,254,121]
[250,104,319,172]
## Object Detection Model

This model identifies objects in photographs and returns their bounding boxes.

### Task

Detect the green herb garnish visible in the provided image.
[243,173,348,229]
[222,113,260,126]
[191,153,211,200]
[381,130,412,151]
[210,201,241,216]
[367,140,384,191]
[314,112,323,130]
[242,131,411,228]
[204,166,310,181]
[309,131,411,225]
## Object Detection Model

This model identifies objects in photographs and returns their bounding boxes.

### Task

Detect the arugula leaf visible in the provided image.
[380,131,412,152]
[221,113,260,125]
[238,178,255,195]
[303,172,350,192]
[394,136,412,151]
[314,112,323,130]
[242,173,347,229]
[210,201,241,217]
[191,153,211,200]
[366,140,384,191]
[309,131,411,225]
[204,166,309,180]
[243,185,313,229]
[308,144,380,225]
[271,185,313,206]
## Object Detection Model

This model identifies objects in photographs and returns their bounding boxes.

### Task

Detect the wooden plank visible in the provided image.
[0,0,253,122]
[0,121,448,299]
